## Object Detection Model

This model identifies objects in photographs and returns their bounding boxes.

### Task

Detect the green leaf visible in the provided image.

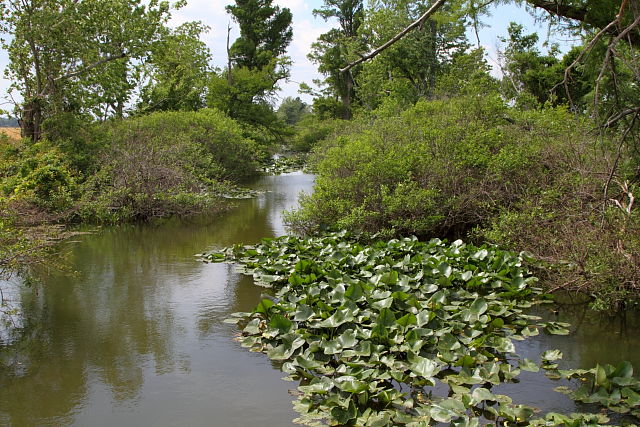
[519,358,540,372]
[255,298,274,315]
[335,376,368,393]
[345,282,365,301]
[377,308,397,327]
[337,329,357,348]
[410,355,440,378]
[397,313,417,328]
[269,314,293,334]
[294,304,314,321]
[316,308,354,328]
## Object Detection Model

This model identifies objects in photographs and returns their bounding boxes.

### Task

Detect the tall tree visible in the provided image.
[225,0,293,70]
[356,0,468,108]
[208,0,293,142]
[137,22,212,113]
[0,0,173,141]
[308,0,365,119]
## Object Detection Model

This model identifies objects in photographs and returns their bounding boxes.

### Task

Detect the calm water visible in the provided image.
[1,171,640,426]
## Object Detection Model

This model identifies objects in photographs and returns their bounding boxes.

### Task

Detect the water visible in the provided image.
[1,171,640,426]
[0,172,314,427]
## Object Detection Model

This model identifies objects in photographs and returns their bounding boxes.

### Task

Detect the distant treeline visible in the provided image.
[0,118,18,127]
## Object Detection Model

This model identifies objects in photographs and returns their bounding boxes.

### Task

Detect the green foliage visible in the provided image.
[308,0,365,119]
[435,48,499,97]
[356,0,468,109]
[75,109,260,222]
[287,95,585,239]
[0,140,77,211]
[276,96,310,125]
[226,0,293,71]
[289,115,344,152]
[137,22,212,113]
[205,232,626,425]
[1,0,175,139]
[499,23,568,107]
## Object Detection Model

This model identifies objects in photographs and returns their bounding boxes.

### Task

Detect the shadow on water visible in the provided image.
[0,172,314,427]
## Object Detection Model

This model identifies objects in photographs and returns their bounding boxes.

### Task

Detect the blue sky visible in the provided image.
[0,0,570,114]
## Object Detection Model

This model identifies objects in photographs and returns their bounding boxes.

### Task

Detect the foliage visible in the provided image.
[0,138,78,212]
[549,358,640,417]
[356,0,468,110]
[308,0,365,119]
[477,179,640,312]
[204,232,617,426]
[289,115,344,153]
[226,0,293,71]
[75,108,260,222]
[276,96,310,125]
[287,95,586,239]
[0,0,175,140]
[137,22,212,113]
[207,0,293,144]
[207,60,290,144]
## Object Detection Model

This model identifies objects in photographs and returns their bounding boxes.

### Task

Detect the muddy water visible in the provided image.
[1,171,639,426]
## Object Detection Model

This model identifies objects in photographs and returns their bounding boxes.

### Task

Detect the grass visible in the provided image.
[0,127,21,141]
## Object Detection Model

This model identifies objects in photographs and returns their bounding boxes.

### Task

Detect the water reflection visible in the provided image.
[0,172,313,427]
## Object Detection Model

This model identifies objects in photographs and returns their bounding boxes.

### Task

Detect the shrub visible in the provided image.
[289,116,345,153]
[76,108,260,222]
[287,95,589,238]
[0,140,78,212]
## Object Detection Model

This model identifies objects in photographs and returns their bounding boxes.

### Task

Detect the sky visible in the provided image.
[0,0,571,114]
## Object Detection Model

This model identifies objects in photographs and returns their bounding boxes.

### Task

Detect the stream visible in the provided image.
[1,171,640,426]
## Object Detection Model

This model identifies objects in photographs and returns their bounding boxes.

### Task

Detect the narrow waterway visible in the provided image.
[1,171,640,426]
[0,172,314,427]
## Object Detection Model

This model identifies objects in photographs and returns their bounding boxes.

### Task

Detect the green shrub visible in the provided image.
[287,95,587,238]
[75,108,259,222]
[0,140,77,212]
[289,115,344,152]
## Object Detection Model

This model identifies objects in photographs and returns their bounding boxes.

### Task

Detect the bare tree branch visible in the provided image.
[602,106,640,128]
[340,0,447,73]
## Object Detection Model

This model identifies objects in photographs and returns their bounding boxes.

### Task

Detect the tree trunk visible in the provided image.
[21,98,43,141]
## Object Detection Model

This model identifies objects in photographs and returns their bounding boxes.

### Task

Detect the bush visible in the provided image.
[0,140,78,212]
[287,95,588,238]
[76,108,260,222]
[289,116,344,153]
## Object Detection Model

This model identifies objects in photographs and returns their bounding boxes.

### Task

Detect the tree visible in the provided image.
[277,96,310,125]
[356,0,468,108]
[226,0,292,70]
[207,0,293,142]
[308,0,365,119]
[137,22,212,113]
[0,0,173,141]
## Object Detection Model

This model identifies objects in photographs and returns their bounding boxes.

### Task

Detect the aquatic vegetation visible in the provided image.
[262,155,307,175]
[204,233,632,425]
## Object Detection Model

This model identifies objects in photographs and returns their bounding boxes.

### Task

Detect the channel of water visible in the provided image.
[1,171,639,426]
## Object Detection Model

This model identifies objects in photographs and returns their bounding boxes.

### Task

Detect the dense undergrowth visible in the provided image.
[206,232,637,426]
[0,108,262,225]
[285,95,639,311]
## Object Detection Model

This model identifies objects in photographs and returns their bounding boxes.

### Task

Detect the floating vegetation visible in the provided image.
[203,232,634,426]
[217,186,261,199]
[262,155,307,175]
